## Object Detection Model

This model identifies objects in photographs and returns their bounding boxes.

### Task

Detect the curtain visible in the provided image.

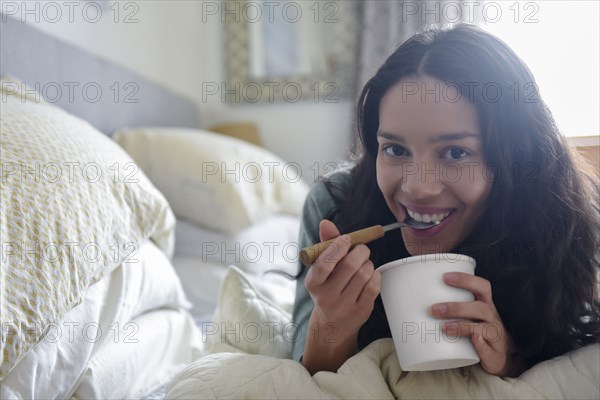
[357,0,485,90]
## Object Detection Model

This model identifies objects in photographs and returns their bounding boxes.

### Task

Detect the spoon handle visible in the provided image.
[299,225,386,266]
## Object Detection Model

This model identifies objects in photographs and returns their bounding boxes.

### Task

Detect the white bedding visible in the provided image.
[172,216,299,317]
[174,215,301,276]
[72,309,201,399]
[0,87,178,381]
[173,258,230,316]
[165,267,600,400]
[1,241,201,399]
[167,339,600,400]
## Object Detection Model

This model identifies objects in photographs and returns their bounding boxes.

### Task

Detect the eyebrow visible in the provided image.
[376,131,480,143]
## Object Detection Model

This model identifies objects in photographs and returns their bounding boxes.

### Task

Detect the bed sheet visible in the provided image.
[174,214,301,276]
[172,215,300,318]
[172,258,295,320]
[72,308,202,399]
[0,240,198,399]
[172,258,229,316]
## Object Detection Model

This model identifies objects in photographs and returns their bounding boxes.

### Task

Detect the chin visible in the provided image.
[401,233,457,256]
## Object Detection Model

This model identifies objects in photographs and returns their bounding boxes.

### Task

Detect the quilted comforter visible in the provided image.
[165,267,600,399]
[166,338,599,399]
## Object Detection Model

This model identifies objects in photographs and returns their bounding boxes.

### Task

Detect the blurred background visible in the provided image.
[3,0,598,180]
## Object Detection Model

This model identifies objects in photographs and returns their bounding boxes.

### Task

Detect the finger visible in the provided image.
[308,235,352,286]
[440,320,477,338]
[319,219,341,242]
[442,321,506,350]
[357,269,381,307]
[443,272,494,304]
[327,244,371,294]
[339,258,375,300]
[430,300,496,322]
[471,332,498,370]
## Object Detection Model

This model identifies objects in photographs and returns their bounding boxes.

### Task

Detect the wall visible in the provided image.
[1,0,354,184]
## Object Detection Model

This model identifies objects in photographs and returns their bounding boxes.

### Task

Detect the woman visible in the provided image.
[292,24,599,377]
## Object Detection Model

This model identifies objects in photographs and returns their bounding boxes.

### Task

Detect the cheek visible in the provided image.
[449,167,492,211]
[376,157,396,198]
[377,160,405,216]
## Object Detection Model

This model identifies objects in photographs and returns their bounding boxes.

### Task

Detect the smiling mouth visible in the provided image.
[406,208,453,225]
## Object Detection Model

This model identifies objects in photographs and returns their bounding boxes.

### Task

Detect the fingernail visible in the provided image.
[431,303,447,315]
[444,273,458,283]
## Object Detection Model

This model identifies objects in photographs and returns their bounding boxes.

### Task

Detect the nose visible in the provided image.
[400,160,444,199]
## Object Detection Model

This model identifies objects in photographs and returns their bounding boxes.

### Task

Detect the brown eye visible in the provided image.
[442,148,470,160]
[383,144,408,157]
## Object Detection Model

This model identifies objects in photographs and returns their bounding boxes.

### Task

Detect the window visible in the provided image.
[483,1,599,138]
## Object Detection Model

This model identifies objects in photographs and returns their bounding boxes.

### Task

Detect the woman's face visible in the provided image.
[376,77,492,255]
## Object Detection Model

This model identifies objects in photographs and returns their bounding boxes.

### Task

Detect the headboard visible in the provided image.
[0,15,199,134]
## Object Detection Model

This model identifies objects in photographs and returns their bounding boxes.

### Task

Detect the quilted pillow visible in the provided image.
[205,266,293,359]
[0,83,176,378]
[113,127,310,235]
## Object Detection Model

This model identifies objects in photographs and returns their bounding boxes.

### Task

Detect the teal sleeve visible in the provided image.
[291,173,350,361]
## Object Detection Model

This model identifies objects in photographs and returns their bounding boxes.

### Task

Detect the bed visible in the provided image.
[3,13,599,400]
[0,15,304,399]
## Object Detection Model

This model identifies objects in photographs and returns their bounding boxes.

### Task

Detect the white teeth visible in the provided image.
[407,208,450,224]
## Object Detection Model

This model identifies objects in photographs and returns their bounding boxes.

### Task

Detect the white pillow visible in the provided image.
[204,266,293,359]
[0,82,175,379]
[113,128,310,235]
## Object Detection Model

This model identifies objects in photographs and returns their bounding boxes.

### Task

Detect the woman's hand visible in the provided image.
[306,219,381,336]
[301,219,381,374]
[430,272,526,377]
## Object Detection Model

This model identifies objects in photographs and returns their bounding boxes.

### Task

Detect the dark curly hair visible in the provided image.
[320,24,600,368]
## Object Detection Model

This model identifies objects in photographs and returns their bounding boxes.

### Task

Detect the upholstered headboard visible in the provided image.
[0,14,199,134]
